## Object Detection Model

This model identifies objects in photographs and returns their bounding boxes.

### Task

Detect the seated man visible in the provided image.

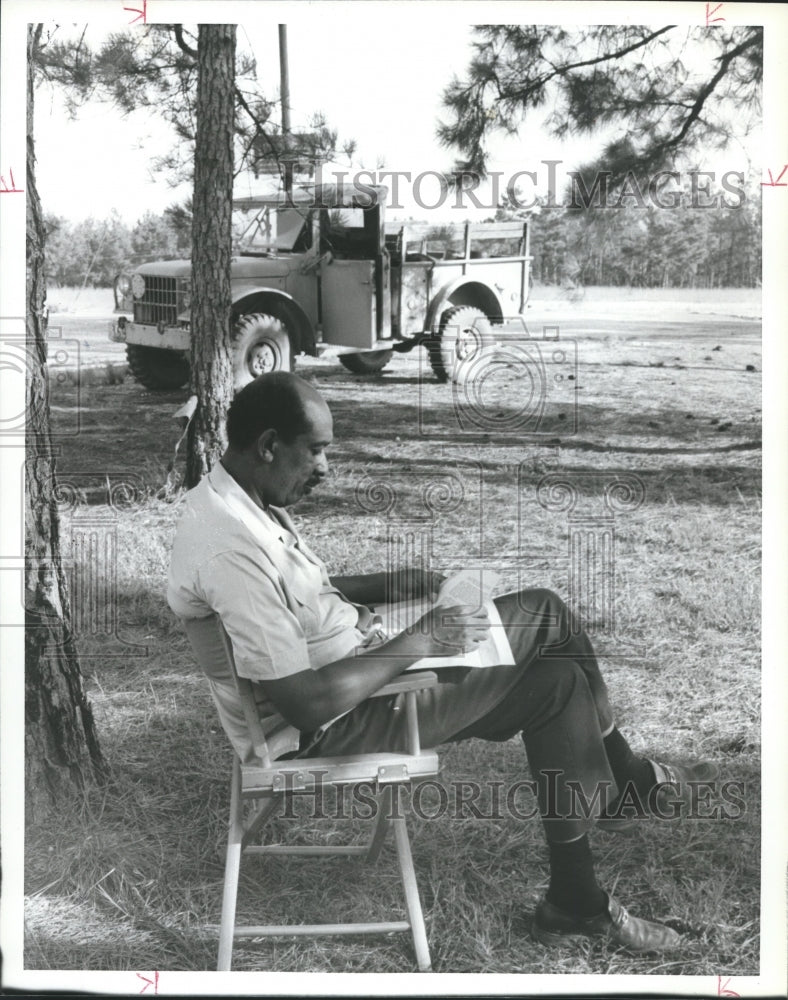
[167,371,717,955]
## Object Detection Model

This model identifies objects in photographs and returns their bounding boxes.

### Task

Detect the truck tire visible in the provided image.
[126,344,190,390]
[231,312,294,390]
[338,349,394,374]
[429,305,494,383]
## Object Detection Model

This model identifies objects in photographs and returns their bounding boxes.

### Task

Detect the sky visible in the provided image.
[29,12,760,226]
[31,17,575,223]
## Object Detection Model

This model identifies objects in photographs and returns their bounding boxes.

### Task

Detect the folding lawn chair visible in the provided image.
[183,614,440,972]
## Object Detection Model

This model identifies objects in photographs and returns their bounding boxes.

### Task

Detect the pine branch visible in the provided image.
[172,24,198,61]
[650,32,761,155]
[502,25,676,103]
[439,25,762,180]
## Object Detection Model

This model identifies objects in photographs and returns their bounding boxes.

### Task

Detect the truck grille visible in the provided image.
[133,276,178,325]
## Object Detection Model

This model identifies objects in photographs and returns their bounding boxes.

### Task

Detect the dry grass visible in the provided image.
[26,307,762,976]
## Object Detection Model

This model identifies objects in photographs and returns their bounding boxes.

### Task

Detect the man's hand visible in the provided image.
[260,600,478,731]
[412,603,491,656]
[387,567,445,603]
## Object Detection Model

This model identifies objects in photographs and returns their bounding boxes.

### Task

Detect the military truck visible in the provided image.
[110,184,531,389]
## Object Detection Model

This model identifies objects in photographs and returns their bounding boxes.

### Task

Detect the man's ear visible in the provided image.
[255,429,278,462]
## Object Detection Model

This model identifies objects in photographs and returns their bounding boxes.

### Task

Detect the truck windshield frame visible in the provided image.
[235,205,312,253]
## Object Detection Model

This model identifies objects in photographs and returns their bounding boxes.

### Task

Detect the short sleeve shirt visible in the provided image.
[167,462,364,682]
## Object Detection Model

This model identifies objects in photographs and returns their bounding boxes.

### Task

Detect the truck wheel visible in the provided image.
[430,305,494,383]
[231,312,293,389]
[338,350,394,374]
[126,344,190,390]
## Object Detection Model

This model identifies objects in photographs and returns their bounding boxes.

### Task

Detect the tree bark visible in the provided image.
[25,24,105,822]
[185,24,237,487]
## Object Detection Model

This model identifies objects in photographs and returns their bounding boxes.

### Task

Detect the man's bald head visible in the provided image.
[226,372,330,452]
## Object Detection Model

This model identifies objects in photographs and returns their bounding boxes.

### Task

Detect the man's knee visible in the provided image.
[498,587,569,625]
[527,587,567,613]
[523,656,586,707]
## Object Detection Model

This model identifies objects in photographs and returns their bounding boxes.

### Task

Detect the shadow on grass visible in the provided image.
[327,395,760,447]
[293,460,760,520]
[47,366,760,510]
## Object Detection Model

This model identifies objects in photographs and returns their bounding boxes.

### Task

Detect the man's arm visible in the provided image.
[260,603,489,732]
[330,568,444,607]
[329,572,388,605]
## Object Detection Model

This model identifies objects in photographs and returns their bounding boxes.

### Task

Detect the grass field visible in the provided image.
[25,287,762,976]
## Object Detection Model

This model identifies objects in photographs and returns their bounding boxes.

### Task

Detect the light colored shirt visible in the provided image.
[167,462,366,683]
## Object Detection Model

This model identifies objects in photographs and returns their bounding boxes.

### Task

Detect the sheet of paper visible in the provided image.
[435,568,500,607]
[374,570,514,670]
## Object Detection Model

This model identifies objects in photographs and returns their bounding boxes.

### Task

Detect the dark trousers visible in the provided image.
[304,588,618,841]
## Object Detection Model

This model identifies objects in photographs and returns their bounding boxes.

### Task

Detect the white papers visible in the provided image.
[374,570,514,671]
[435,568,500,607]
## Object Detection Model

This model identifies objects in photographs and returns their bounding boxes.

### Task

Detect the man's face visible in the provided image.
[265,399,333,507]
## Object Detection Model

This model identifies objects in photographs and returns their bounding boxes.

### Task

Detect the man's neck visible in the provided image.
[219,452,270,512]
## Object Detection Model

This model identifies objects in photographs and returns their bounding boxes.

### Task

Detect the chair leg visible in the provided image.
[365,785,393,863]
[391,813,432,972]
[217,758,243,972]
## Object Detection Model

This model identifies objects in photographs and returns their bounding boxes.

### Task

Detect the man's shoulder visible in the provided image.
[173,476,249,555]
[180,473,221,514]
[177,476,223,525]
[168,477,265,614]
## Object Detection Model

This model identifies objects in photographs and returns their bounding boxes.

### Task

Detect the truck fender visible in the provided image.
[231,289,316,356]
[426,279,505,334]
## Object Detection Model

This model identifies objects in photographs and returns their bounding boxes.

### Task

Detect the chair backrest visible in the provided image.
[183,615,273,768]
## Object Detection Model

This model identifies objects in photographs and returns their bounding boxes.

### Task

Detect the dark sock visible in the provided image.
[545,835,606,917]
[603,727,654,801]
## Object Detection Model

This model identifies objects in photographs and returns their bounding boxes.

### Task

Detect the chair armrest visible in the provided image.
[369,671,439,698]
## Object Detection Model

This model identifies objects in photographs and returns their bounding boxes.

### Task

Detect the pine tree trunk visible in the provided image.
[185,24,237,487]
[25,24,105,822]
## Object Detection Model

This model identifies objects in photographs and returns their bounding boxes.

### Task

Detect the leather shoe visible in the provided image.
[648,758,720,816]
[533,893,681,953]
[649,757,719,788]
[596,758,721,833]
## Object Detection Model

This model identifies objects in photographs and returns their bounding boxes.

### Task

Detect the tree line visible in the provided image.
[524,191,762,289]
[43,207,191,287]
[45,188,762,291]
